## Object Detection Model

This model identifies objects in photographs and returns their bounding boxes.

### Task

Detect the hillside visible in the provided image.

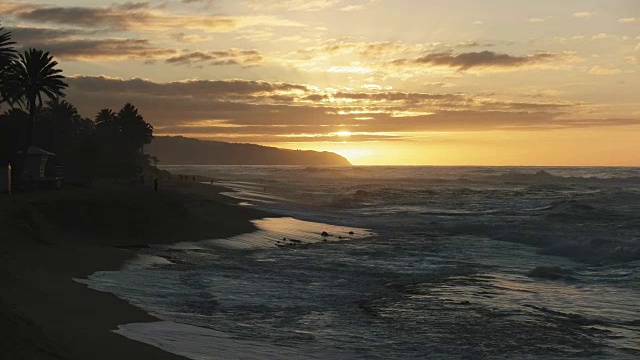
[146,136,351,166]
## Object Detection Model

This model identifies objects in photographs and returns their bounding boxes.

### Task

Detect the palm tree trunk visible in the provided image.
[28,98,36,147]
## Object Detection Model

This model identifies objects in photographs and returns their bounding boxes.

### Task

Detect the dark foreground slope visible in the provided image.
[0,181,272,360]
[146,136,351,165]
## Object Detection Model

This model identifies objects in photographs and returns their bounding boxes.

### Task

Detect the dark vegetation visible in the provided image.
[1,22,349,189]
[0,23,155,187]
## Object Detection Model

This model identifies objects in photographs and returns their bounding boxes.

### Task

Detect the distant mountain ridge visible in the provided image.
[146,136,351,166]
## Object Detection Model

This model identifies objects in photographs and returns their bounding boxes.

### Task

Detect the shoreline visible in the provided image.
[0,179,272,359]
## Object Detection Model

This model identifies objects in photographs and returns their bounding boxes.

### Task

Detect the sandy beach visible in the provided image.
[0,179,271,359]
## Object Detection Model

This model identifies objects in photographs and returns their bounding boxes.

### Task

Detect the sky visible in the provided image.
[1,0,639,165]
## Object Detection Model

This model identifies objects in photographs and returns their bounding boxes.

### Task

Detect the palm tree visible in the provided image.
[0,23,17,106]
[12,48,68,148]
[0,24,15,62]
[9,49,67,182]
[117,103,153,154]
[40,98,91,152]
[95,108,117,127]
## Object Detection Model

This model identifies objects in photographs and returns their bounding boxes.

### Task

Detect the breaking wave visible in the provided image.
[105,165,640,359]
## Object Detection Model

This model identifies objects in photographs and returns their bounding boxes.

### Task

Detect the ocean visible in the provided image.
[86,166,640,359]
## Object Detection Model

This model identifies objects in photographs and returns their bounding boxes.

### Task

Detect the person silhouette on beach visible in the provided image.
[154,178,159,192]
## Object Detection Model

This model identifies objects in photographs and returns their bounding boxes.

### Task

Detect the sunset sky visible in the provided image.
[2,0,639,165]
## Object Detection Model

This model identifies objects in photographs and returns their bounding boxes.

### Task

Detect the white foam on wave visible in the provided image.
[216,181,292,204]
[121,254,175,269]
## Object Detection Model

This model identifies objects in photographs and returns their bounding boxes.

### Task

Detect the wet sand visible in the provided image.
[0,179,271,359]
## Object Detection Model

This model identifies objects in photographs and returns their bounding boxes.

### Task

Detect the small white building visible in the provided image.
[14,147,61,191]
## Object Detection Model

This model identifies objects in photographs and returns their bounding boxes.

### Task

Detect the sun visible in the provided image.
[336,131,352,137]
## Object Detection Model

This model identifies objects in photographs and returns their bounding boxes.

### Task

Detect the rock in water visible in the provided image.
[527,266,575,280]
[321,231,329,236]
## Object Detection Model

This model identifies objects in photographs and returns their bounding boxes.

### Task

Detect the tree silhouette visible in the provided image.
[0,24,15,64]
[37,99,96,178]
[1,108,28,173]
[94,104,154,178]
[39,98,94,153]
[12,49,68,148]
[95,108,117,127]
[0,23,17,107]
[94,108,118,153]
[116,103,154,154]
[0,29,158,183]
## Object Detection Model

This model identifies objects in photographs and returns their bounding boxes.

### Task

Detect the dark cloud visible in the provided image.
[165,49,262,67]
[303,94,327,101]
[23,38,177,61]
[15,6,137,29]
[7,26,254,64]
[67,76,310,97]
[392,51,558,70]
[157,124,326,136]
[62,76,637,143]
[7,26,171,62]
[268,95,296,102]
[7,26,95,44]
[152,111,640,143]
[2,2,240,32]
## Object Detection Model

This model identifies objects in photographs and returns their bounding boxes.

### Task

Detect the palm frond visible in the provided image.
[0,24,17,65]
[12,48,68,110]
